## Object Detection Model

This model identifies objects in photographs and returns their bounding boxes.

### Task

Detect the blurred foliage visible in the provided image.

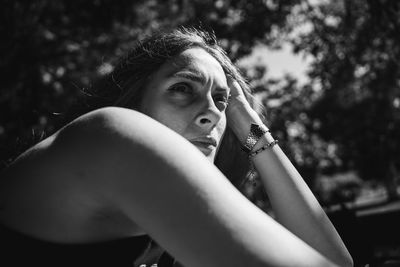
[1,0,399,205]
[291,0,400,201]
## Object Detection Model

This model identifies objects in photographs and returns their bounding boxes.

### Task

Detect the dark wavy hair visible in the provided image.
[71,27,257,188]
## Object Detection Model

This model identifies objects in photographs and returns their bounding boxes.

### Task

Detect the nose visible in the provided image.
[194,95,223,130]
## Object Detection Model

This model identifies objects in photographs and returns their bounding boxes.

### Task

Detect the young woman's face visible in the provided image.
[139,47,230,161]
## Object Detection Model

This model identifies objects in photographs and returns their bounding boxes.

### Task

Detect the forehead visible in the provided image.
[159,47,227,79]
[173,48,222,69]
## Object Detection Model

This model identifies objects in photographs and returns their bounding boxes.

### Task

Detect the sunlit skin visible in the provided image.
[139,47,231,161]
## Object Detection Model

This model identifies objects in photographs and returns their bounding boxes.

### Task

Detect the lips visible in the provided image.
[190,136,218,148]
[189,136,218,156]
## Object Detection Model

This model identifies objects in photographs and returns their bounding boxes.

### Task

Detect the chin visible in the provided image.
[205,151,217,162]
[207,154,216,162]
[190,142,218,162]
[199,148,216,161]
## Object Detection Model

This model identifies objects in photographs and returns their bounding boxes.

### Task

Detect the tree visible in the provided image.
[290,0,400,200]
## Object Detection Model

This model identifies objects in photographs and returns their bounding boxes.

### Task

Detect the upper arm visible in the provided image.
[46,107,339,267]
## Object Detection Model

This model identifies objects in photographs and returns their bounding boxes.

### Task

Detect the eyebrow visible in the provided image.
[172,71,231,94]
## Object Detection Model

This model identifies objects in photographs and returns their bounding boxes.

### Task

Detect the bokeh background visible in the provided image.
[1,1,399,266]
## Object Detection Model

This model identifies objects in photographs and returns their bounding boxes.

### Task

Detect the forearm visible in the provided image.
[226,80,353,266]
[252,134,353,266]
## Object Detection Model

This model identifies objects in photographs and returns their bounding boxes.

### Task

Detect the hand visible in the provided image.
[227,78,250,109]
[226,77,264,144]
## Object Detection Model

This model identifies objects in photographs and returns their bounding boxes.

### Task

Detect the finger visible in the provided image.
[227,78,244,98]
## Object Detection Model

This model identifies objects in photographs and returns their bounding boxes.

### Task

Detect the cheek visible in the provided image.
[151,108,191,135]
[216,115,227,138]
[142,95,196,136]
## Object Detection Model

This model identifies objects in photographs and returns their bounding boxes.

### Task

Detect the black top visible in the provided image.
[0,223,176,266]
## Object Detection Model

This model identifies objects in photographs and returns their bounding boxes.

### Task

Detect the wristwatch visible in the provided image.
[243,123,269,152]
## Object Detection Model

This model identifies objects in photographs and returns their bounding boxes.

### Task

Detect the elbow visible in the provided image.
[344,257,354,267]
[340,246,354,267]
[335,255,354,267]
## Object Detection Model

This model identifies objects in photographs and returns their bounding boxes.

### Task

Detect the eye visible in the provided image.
[213,93,229,110]
[168,83,194,95]
[167,82,196,104]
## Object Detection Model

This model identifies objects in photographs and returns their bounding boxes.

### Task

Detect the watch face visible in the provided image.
[245,124,269,151]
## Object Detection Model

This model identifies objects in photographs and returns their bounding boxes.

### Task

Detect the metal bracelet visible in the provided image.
[248,139,279,158]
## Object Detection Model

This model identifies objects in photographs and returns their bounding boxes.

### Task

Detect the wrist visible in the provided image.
[243,123,270,152]
[227,102,265,144]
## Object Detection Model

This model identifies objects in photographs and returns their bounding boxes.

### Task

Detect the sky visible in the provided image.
[238,1,317,86]
[238,42,314,85]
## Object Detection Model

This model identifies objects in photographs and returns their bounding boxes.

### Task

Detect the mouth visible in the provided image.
[190,136,218,155]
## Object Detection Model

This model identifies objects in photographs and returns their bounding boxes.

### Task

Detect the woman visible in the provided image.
[0,27,353,267]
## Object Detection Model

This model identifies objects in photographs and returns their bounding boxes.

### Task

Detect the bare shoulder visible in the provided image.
[54,107,162,149]
[2,107,172,186]
[51,106,203,185]
[0,107,182,241]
